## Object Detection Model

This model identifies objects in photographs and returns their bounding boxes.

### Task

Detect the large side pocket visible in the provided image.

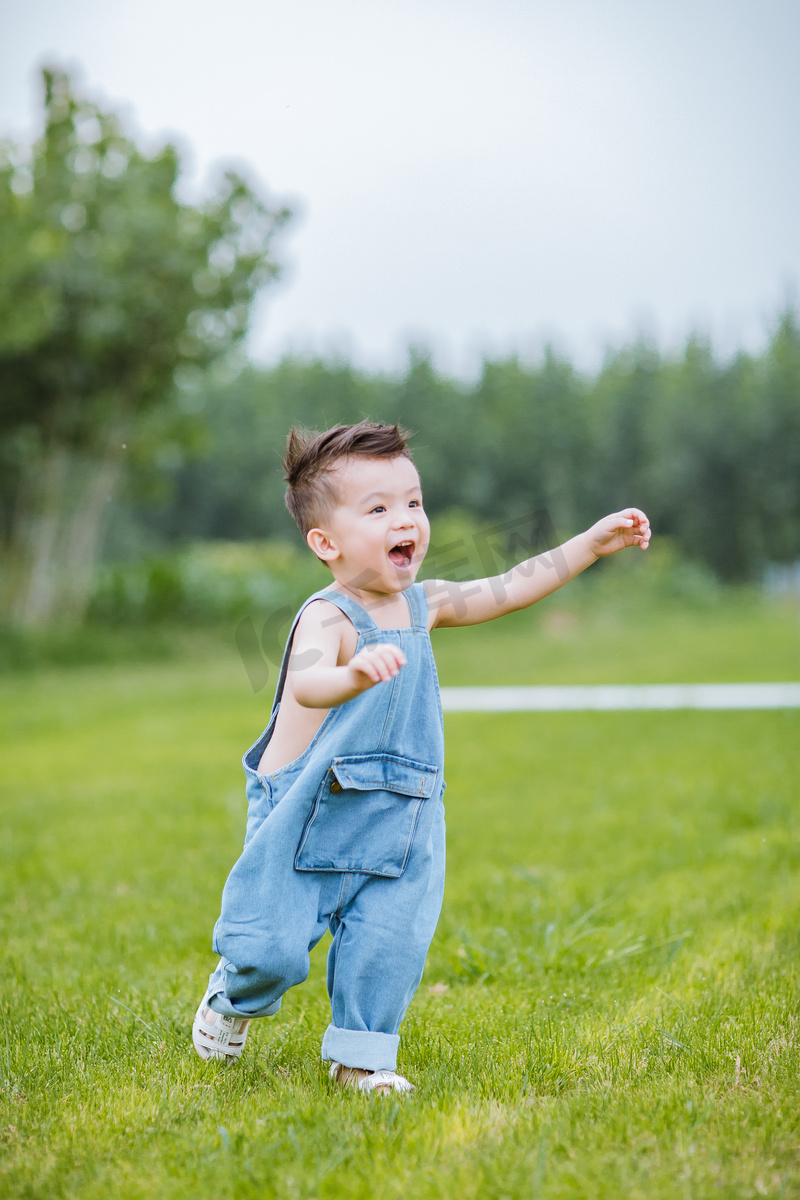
[294,753,439,877]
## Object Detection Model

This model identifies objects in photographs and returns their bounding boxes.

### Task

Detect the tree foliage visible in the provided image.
[126,315,800,584]
[0,68,290,626]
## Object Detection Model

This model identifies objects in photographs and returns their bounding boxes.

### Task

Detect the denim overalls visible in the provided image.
[206,582,446,1072]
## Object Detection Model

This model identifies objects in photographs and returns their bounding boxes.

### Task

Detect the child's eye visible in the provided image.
[409,500,422,508]
[370,505,386,514]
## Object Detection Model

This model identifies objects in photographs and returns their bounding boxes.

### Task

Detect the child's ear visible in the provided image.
[306,527,340,563]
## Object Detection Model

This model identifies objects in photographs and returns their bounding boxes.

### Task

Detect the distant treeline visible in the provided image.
[122,313,800,582]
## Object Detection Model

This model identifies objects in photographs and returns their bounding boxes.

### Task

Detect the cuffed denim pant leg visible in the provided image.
[207,799,445,1072]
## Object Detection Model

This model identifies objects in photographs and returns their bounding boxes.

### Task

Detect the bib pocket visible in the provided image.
[294,753,439,877]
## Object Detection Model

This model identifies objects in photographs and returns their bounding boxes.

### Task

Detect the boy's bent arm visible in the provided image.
[426,508,651,629]
[290,601,407,707]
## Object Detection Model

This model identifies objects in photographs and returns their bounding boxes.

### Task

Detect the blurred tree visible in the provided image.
[647,339,759,581]
[587,340,662,520]
[753,312,800,566]
[0,68,290,626]
[472,348,587,535]
[384,349,476,516]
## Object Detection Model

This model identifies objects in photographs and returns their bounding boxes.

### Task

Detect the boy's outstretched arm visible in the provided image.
[426,508,651,629]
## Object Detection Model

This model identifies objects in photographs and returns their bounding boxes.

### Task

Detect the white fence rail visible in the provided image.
[440,683,800,712]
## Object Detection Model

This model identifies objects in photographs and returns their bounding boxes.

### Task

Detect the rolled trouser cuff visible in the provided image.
[206,989,282,1018]
[321,1024,399,1072]
[205,963,283,1019]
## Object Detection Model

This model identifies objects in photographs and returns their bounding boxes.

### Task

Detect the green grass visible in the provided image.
[1,599,798,1198]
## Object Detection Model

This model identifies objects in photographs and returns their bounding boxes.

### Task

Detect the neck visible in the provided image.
[330,578,409,612]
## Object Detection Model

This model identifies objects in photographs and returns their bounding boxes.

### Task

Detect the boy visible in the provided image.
[193,421,650,1093]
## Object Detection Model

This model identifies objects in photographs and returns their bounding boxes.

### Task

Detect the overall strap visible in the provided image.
[269,587,377,717]
[316,588,381,636]
[403,581,429,629]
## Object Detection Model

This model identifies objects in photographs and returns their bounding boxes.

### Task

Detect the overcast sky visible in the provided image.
[2,0,798,375]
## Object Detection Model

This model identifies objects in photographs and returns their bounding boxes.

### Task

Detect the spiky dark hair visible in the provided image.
[283,420,415,537]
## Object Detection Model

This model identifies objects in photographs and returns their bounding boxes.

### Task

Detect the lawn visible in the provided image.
[1,596,798,1198]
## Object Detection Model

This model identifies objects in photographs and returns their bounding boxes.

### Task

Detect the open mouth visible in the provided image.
[388,541,414,569]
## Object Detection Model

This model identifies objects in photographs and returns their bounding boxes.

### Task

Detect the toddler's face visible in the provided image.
[315,455,430,594]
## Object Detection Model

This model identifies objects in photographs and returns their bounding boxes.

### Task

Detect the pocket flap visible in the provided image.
[330,754,439,798]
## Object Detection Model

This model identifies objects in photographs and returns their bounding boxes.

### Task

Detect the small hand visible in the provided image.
[586,508,651,557]
[348,642,407,690]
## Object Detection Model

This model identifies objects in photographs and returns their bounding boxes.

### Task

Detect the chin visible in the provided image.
[384,571,412,590]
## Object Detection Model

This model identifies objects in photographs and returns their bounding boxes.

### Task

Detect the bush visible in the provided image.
[87,539,329,627]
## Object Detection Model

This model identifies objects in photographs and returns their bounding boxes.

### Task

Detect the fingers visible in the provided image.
[631,509,651,549]
[616,507,651,548]
[591,508,651,555]
[626,506,649,524]
[351,642,407,685]
[614,507,649,528]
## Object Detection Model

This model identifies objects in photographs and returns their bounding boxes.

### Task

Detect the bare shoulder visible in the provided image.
[295,597,342,631]
[293,596,358,664]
